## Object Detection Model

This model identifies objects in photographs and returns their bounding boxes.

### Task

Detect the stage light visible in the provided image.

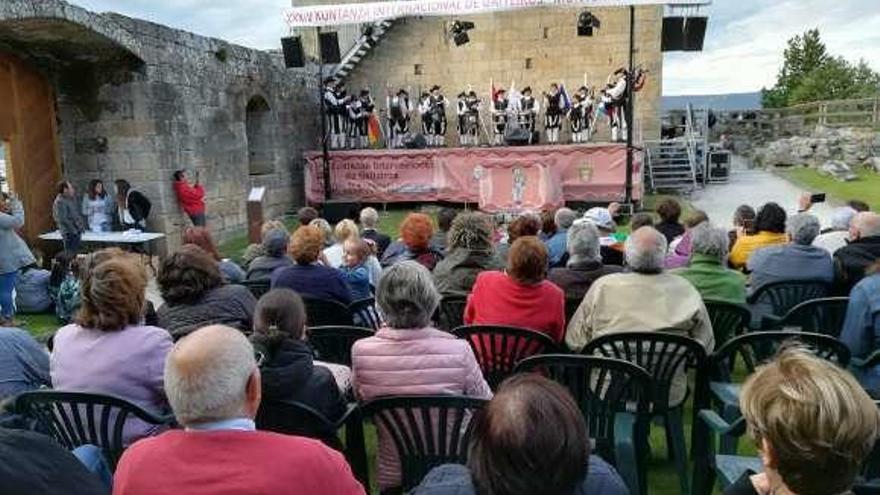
[577,11,600,37]
[450,20,475,46]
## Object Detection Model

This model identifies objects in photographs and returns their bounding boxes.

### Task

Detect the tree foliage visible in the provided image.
[762,29,880,108]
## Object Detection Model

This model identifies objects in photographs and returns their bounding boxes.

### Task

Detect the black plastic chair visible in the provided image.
[241,279,271,299]
[303,296,355,327]
[256,399,357,453]
[763,297,850,337]
[353,395,488,493]
[349,297,382,330]
[704,299,751,346]
[436,293,468,331]
[583,331,709,495]
[12,390,174,470]
[308,325,375,366]
[515,354,652,495]
[746,280,831,329]
[452,325,558,391]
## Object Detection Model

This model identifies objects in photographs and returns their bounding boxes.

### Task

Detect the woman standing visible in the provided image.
[0,192,36,326]
[115,179,151,230]
[81,180,114,233]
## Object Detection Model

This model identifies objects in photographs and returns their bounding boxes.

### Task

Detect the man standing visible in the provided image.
[543,83,563,144]
[52,181,85,255]
[172,170,206,226]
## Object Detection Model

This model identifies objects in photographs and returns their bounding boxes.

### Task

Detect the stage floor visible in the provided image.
[305,143,642,211]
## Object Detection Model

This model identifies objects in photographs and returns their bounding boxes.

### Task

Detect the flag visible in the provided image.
[367,114,382,147]
[559,83,572,112]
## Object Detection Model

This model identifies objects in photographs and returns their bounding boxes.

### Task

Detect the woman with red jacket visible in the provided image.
[172,170,206,226]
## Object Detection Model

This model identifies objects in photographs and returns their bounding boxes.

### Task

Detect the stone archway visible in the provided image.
[246,95,276,176]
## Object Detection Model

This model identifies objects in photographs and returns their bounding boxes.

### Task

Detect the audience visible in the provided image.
[548,219,622,304]
[382,213,444,270]
[240,219,287,269]
[245,228,293,281]
[495,213,541,263]
[672,223,746,305]
[323,219,359,269]
[0,192,35,326]
[725,347,880,495]
[655,198,686,244]
[360,207,391,258]
[544,207,576,267]
[310,218,335,248]
[840,261,880,395]
[49,252,82,323]
[813,206,857,254]
[433,212,503,294]
[182,226,245,283]
[15,264,53,314]
[297,206,319,227]
[431,207,458,255]
[251,289,346,423]
[630,211,655,231]
[665,210,709,269]
[352,261,491,491]
[465,237,566,342]
[113,325,364,495]
[583,207,624,266]
[539,210,557,242]
[0,327,50,409]
[271,225,352,305]
[848,200,871,212]
[340,238,373,300]
[834,212,880,294]
[414,374,628,495]
[747,213,833,293]
[728,204,757,251]
[729,202,788,270]
[566,227,714,404]
[157,244,257,339]
[51,255,173,443]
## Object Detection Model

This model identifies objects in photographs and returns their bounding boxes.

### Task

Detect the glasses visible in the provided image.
[254,351,266,367]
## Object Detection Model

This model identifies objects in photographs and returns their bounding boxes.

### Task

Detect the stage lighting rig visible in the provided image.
[577,11,601,37]
[450,20,475,46]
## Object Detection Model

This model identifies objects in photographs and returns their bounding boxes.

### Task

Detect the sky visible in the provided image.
[67,0,880,96]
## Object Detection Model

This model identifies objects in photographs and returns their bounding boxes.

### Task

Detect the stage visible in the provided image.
[305,143,642,212]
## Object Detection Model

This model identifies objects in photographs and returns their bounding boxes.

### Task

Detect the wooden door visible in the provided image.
[0,52,62,244]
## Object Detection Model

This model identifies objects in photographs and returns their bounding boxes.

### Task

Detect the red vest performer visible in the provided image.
[172,169,206,226]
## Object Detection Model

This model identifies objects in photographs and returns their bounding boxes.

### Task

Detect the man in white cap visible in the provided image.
[583,206,623,266]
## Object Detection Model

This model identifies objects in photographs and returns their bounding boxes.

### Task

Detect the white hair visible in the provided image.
[831,207,857,231]
[624,227,667,273]
[567,219,601,263]
[787,214,821,246]
[854,212,880,238]
[164,326,256,426]
[690,223,729,260]
[554,208,577,230]
[360,207,379,228]
[376,261,440,329]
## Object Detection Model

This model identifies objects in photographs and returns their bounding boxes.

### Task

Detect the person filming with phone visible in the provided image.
[0,191,36,326]
[172,169,206,227]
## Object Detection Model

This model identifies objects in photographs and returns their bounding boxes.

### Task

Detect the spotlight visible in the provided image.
[450,20,475,46]
[577,11,600,37]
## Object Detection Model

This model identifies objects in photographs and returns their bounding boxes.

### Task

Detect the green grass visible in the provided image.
[776,166,880,211]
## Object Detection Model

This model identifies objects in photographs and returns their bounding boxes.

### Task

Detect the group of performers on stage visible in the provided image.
[323,67,645,150]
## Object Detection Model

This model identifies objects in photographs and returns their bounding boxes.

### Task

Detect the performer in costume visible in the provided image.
[600,67,645,143]
[569,86,594,143]
[518,86,539,142]
[426,85,449,147]
[323,78,344,150]
[543,83,563,144]
[387,89,412,149]
[491,88,509,146]
[458,90,481,147]
[418,91,431,140]
[348,89,375,149]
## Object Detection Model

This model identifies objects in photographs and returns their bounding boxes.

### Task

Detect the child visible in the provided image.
[340,238,373,300]
[49,252,81,324]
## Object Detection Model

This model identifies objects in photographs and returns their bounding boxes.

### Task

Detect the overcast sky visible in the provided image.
[69,0,880,96]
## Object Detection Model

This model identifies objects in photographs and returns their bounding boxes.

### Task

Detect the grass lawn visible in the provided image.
[776,166,880,211]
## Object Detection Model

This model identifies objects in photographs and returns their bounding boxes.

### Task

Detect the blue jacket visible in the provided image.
[544,229,568,267]
[271,263,352,305]
[747,244,834,294]
[840,274,880,394]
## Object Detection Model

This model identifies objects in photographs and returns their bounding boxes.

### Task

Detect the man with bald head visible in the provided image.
[834,212,880,294]
[113,325,364,495]
[565,227,714,404]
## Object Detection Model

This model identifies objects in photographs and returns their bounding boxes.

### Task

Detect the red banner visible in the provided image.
[305,144,642,211]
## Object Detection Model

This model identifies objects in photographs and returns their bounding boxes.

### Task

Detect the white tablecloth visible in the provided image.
[39,231,165,245]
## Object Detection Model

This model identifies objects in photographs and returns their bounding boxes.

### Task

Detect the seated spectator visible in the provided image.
[630,212,655,231]
[583,207,624,266]
[655,198,686,244]
[729,202,788,270]
[297,206,319,227]
[183,226,245,284]
[672,223,746,304]
[548,219,622,303]
[310,218,335,248]
[834,212,880,294]
[495,213,541,264]
[748,213,833,294]
[840,261,880,395]
[849,200,871,212]
[0,327,50,406]
[323,219,359,268]
[240,220,287,269]
[381,213,443,270]
[539,209,557,242]
[665,210,709,269]
[728,204,756,251]
[245,228,294,281]
[433,212,504,294]
[15,264,52,314]
[566,227,714,404]
[0,428,109,495]
[544,207,576,267]
[414,374,628,495]
[340,238,373,300]
[157,245,257,339]
[360,207,391,257]
[352,262,491,491]
[271,226,352,305]
[48,252,82,324]
[724,347,880,495]
[813,206,857,254]
[113,325,364,495]
[51,255,172,443]
[251,289,346,423]
[465,237,565,342]
[431,207,457,255]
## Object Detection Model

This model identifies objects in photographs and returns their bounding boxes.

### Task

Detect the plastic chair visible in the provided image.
[746,280,831,329]
[452,325,558,390]
[12,390,174,470]
[256,399,357,453]
[352,395,489,493]
[308,325,375,366]
[704,299,751,346]
[349,297,382,330]
[515,354,652,495]
[303,296,355,327]
[436,293,468,331]
[240,279,271,299]
[582,331,709,495]
[762,297,850,337]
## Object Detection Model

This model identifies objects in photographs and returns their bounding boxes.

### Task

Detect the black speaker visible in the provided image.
[319,32,341,63]
[662,17,685,51]
[322,199,361,225]
[280,36,305,68]
[403,133,428,149]
[683,17,708,51]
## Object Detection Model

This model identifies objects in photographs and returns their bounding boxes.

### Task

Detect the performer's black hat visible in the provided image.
[578,85,588,92]
[397,88,408,96]
[430,85,441,92]
[457,92,466,98]
[468,90,477,97]
[360,89,370,96]
[324,77,336,85]
[522,86,532,94]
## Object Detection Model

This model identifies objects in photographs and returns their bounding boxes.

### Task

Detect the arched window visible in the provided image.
[245,96,274,176]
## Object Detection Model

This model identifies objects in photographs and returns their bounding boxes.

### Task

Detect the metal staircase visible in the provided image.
[644,103,708,193]
[332,20,395,80]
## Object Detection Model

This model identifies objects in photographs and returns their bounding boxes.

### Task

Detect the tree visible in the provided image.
[763,29,828,108]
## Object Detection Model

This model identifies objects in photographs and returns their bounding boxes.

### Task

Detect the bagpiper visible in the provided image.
[491,88,509,146]
[600,67,645,142]
[458,90,481,147]
[543,83,564,144]
[518,86,539,142]
[569,86,594,143]
[425,85,449,147]
[387,89,412,149]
